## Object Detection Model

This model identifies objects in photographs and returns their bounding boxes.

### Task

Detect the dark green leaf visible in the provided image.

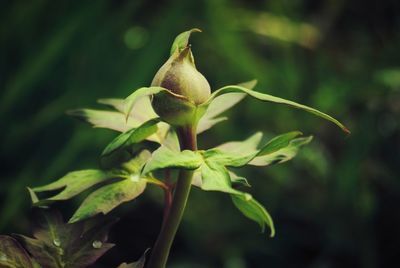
[30,170,122,204]
[102,118,160,156]
[142,146,203,175]
[0,235,35,268]
[117,249,149,268]
[16,211,115,268]
[249,136,313,166]
[232,193,275,237]
[170,28,201,55]
[202,85,350,133]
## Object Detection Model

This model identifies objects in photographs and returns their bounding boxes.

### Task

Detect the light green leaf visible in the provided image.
[142,146,203,175]
[69,178,146,223]
[229,171,251,187]
[70,150,151,223]
[197,80,257,134]
[232,193,275,237]
[30,170,121,204]
[102,118,160,156]
[67,109,136,133]
[202,132,262,167]
[170,28,201,55]
[216,132,262,155]
[162,129,180,152]
[249,136,313,166]
[98,97,159,123]
[202,85,350,133]
[198,161,240,194]
[67,100,169,143]
[258,131,303,155]
[197,117,228,134]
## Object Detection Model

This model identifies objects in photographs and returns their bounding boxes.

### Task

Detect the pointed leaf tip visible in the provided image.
[204,85,350,134]
[170,28,202,55]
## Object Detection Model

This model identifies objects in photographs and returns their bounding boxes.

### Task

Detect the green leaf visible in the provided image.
[0,235,35,268]
[258,131,303,155]
[197,80,257,134]
[229,171,251,187]
[67,109,136,132]
[102,118,160,156]
[202,85,350,134]
[69,178,146,223]
[98,97,159,123]
[70,150,151,223]
[215,132,262,155]
[16,211,115,268]
[142,146,203,175]
[232,193,275,237]
[202,132,262,167]
[30,170,121,204]
[170,28,201,55]
[198,161,240,194]
[117,249,149,268]
[249,136,313,166]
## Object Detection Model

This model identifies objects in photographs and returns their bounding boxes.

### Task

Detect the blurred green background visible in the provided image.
[1,0,399,267]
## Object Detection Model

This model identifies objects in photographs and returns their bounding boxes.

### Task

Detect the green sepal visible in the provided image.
[197,80,257,133]
[201,85,350,133]
[170,28,201,55]
[124,86,188,123]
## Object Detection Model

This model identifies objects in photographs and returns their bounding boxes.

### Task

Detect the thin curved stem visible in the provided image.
[147,125,197,268]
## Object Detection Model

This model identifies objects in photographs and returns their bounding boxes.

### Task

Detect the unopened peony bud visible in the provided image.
[151,45,211,126]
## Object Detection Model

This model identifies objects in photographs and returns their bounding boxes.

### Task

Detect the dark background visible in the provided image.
[1,0,399,267]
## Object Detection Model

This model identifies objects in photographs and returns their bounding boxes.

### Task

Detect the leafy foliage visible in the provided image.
[101,118,160,156]
[5,27,350,267]
[30,150,152,223]
[0,211,115,268]
[29,170,118,205]
[0,235,37,268]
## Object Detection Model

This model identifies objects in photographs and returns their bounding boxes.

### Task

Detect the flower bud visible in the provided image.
[151,46,211,126]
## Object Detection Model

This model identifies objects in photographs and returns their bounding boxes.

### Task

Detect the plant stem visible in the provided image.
[147,125,197,268]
